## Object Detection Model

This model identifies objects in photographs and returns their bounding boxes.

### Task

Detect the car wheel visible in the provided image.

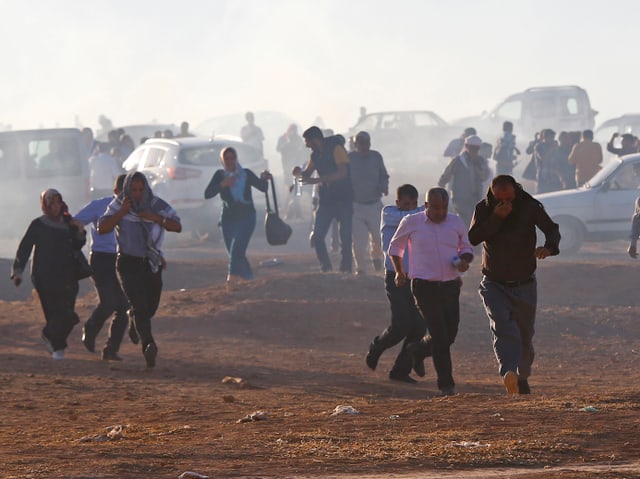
[555,216,584,254]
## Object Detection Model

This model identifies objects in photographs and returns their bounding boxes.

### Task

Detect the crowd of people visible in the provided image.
[12,110,640,398]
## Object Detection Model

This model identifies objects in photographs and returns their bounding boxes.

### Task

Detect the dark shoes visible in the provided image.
[82,327,96,353]
[143,343,158,368]
[389,372,418,384]
[365,341,383,371]
[518,379,531,394]
[436,387,456,397]
[102,348,123,361]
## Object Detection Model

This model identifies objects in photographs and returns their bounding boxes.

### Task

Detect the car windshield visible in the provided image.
[583,157,622,189]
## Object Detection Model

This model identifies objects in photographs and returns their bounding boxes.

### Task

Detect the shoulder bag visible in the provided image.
[264,177,292,246]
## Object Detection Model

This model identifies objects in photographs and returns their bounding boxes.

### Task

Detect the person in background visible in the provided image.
[389,187,473,396]
[204,147,272,283]
[277,124,307,220]
[493,121,520,176]
[568,129,602,187]
[294,126,353,273]
[240,111,264,155]
[534,129,563,193]
[443,127,476,159]
[82,127,98,158]
[74,174,130,361]
[11,189,86,360]
[469,175,560,394]
[89,142,122,199]
[98,171,182,368]
[438,134,490,227]
[607,132,638,157]
[349,131,389,275]
[365,184,426,383]
[176,121,195,138]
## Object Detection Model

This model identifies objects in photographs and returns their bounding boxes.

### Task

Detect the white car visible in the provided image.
[124,137,268,239]
[535,154,640,253]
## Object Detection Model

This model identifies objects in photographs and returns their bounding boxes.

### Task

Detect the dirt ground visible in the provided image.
[1,230,640,479]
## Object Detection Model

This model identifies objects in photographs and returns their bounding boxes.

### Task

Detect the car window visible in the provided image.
[585,158,622,188]
[530,97,556,118]
[143,147,166,168]
[610,162,640,190]
[561,96,582,116]
[379,113,399,130]
[123,147,145,171]
[495,100,522,120]
[180,145,225,166]
[595,124,618,144]
[27,137,82,178]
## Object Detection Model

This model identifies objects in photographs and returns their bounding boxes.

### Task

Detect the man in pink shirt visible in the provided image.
[388,187,474,396]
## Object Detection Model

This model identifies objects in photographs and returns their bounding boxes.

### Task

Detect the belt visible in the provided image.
[491,276,535,287]
[412,278,460,286]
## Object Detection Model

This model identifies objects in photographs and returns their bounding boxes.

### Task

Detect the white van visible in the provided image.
[0,128,90,236]
[456,85,598,142]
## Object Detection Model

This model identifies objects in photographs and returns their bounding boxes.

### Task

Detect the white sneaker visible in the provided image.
[41,333,54,354]
[52,350,65,360]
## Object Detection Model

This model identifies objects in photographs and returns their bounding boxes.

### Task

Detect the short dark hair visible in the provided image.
[426,187,448,203]
[503,121,513,132]
[491,174,518,191]
[582,129,593,140]
[303,126,324,141]
[396,184,419,200]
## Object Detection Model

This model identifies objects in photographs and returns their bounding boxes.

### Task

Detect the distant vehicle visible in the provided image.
[535,154,640,253]
[455,85,597,144]
[195,111,299,177]
[96,123,179,145]
[344,110,456,192]
[594,114,640,144]
[0,128,90,236]
[123,136,268,240]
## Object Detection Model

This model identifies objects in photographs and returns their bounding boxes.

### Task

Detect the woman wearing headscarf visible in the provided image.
[98,171,181,368]
[204,146,272,283]
[11,189,86,360]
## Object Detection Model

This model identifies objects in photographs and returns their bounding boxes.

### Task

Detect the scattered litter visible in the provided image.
[237,410,268,423]
[283,411,295,417]
[452,441,490,448]
[330,405,359,416]
[79,424,126,443]
[221,376,247,386]
[178,472,209,479]
[222,395,236,403]
[389,415,400,420]
[179,288,187,292]
[259,258,283,267]
[152,425,193,437]
[580,406,599,412]
[106,424,124,439]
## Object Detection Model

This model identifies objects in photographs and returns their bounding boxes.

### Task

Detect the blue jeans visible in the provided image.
[221,208,256,279]
[311,201,353,272]
[478,276,537,379]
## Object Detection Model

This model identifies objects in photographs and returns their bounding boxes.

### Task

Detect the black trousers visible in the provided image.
[34,276,80,351]
[372,271,426,376]
[85,252,130,352]
[411,278,461,390]
[117,254,162,351]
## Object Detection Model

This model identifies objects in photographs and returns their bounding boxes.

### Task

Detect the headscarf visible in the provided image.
[40,188,62,214]
[225,161,248,204]
[121,171,164,272]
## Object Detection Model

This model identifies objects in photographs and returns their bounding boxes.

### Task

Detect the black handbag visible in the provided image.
[522,156,537,181]
[264,177,292,246]
[71,249,93,280]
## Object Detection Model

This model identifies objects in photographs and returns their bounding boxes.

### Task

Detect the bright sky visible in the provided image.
[2,0,638,134]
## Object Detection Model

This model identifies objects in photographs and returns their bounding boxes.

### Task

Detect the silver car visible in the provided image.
[124,136,268,240]
[536,154,640,253]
